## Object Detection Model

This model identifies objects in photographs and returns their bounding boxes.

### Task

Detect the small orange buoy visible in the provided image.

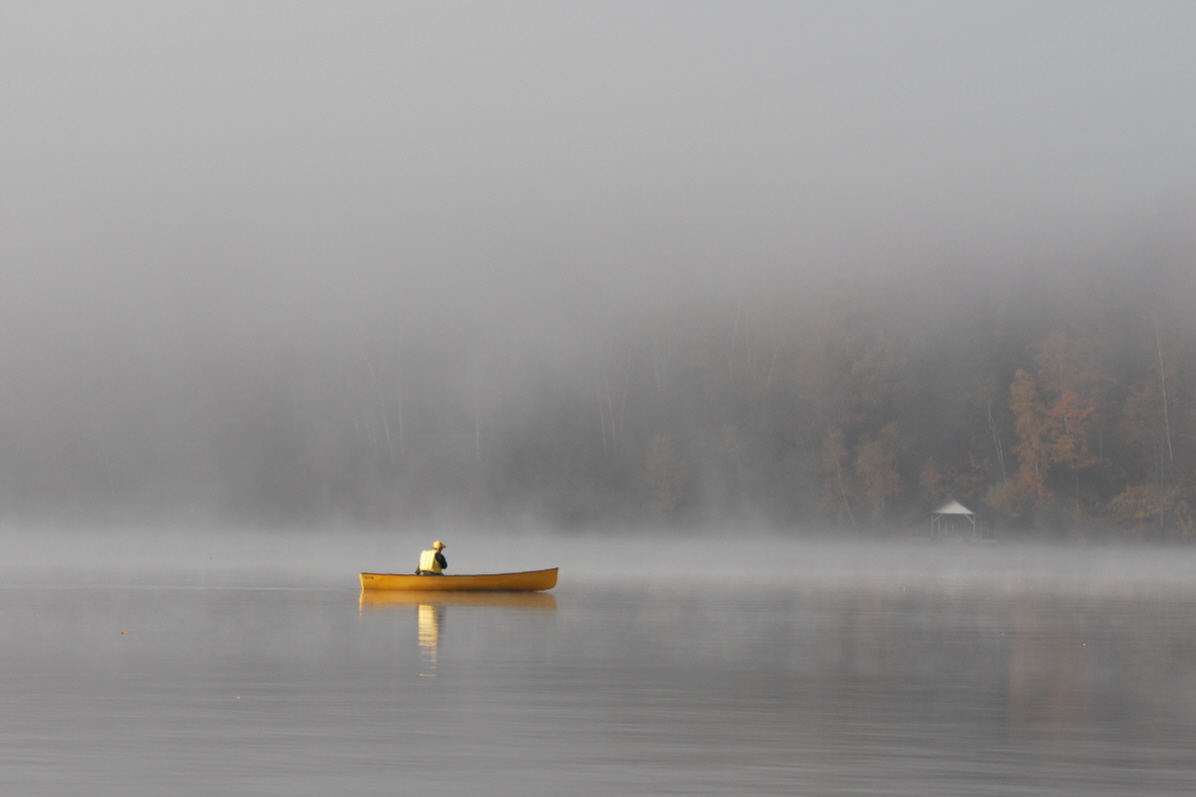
[121,631,128,635]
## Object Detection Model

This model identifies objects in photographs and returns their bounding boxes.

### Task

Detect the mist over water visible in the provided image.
[5,523,1195,591]
[3,532,1196,796]
[5,4,1196,791]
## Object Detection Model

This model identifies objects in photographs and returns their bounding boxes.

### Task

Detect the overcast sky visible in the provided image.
[4,1,1196,348]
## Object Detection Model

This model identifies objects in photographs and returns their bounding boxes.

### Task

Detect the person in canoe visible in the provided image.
[416,540,448,575]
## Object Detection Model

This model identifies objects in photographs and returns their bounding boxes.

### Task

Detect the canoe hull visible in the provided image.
[359,568,558,592]
[360,591,557,609]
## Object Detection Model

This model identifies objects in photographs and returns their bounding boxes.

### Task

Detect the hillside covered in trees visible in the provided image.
[8,4,1196,541]
[4,205,1195,539]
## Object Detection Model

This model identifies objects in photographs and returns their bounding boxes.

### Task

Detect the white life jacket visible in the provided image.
[419,549,444,573]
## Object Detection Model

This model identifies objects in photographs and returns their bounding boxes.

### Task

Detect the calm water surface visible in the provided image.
[2,536,1195,795]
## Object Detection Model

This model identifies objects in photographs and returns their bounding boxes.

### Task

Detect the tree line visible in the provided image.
[2,223,1194,537]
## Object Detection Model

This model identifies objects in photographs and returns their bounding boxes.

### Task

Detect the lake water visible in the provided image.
[2,531,1195,795]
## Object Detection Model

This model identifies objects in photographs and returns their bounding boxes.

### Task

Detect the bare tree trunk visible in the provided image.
[379,409,396,464]
[1158,446,1166,535]
[835,462,857,532]
[362,356,395,464]
[358,384,378,456]
[395,374,405,456]
[473,387,482,463]
[987,401,1007,482]
[618,359,631,455]
[1155,317,1174,462]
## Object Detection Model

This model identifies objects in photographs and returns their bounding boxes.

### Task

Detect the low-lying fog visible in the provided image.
[5,526,1195,594]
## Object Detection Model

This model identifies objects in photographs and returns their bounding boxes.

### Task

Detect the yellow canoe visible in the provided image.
[359,568,558,592]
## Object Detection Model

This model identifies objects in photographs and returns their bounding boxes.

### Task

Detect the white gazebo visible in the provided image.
[930,500,979,539]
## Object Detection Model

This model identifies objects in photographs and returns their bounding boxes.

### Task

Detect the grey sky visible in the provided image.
[4,1,1196,340]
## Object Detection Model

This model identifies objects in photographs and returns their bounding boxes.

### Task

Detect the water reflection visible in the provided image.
[359,591,558,677]
[417,603,442,676]
[5,545,1195,797]
[358,591,558,609]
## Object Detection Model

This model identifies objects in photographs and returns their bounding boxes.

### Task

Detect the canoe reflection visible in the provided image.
[417,603,442,676]
[358,590,557,678]
[358,591,558,609]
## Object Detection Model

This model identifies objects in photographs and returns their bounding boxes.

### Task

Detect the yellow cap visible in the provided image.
[432,540,445,550]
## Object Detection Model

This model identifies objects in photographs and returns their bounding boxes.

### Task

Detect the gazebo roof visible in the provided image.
[932,500,974,516]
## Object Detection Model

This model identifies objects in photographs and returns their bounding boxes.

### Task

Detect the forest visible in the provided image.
[3,209,1195,539]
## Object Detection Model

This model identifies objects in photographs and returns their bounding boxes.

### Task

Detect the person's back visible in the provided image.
[417,540,448,574]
